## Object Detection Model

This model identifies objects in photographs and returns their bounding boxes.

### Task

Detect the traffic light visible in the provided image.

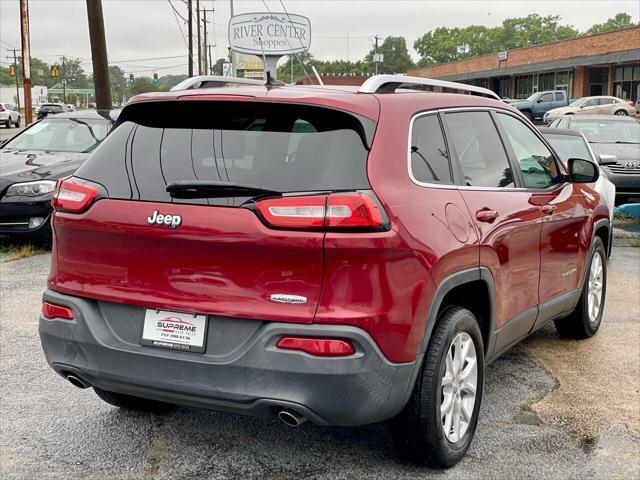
[153,72,158,84]
[9,64,15,77]
[128,73,134,85]
[50,65,60,77]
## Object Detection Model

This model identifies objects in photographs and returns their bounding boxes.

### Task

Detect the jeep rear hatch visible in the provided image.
[49,100,378,323]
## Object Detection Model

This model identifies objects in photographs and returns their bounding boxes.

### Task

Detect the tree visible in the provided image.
[365,36,414,73]
[156,74,187,91]
[585,13,635,35]
[108,65,127,102]
[128,76,157,96]
[0,66,14,85]
[414,14,579,66]
[62,58,90,88]
[211,58,227,76]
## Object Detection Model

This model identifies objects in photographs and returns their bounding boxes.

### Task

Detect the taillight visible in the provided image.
[276,336,355,357]
[51,178,100,213]
[254,192,386,231]
[629,101,635,107]
[42,301,74,320]
[0,106,5,112]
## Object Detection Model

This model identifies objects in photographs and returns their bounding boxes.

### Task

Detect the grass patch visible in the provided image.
[0,243,48,261]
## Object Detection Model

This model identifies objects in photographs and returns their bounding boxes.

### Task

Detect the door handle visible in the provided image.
[541,204,556,215]
[476,209,499,223]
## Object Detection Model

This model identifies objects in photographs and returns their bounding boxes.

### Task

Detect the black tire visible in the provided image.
[93,387,175,413]
[555,236,607,338]
[389,306,484,468]
[522,111,534,122]
[614,110,628,116]
[4,119,10,128]
[15,116,20,128]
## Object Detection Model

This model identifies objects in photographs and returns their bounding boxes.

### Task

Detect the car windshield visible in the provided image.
[41,105,64,112]
[2,117,111,153]
[569,98,585,107]
[543,133,592,165]
[525,93,538,102]
[571,120,640,144]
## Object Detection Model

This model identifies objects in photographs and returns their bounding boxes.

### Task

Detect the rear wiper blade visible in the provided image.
[166,181,281,199]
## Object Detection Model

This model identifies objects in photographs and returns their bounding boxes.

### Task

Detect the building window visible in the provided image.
[613,62,640,103]
[515,75,534,99]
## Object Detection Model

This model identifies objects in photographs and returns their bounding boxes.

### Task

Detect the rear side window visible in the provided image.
[409,114,452,184]
[77,101,373,205]
[444,111,514,188]
[554,92,564,101]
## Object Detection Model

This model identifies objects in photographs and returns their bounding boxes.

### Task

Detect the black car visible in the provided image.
[0,110,119,238]
[548,114,640,204]
[37,103,66,120]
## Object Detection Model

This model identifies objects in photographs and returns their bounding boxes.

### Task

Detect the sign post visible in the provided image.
[228,12,311,81]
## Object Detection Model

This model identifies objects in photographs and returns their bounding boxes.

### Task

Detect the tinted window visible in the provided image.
[539,93,553,102]
[410,114,452,184]
[445,111,514,188]
[542,133,592,166]
[598,98,614,105]
[583,99,598,107]
[41,105,64,113]
[76,101,372,205]
[496,113,561,189]
[554,92,564,101]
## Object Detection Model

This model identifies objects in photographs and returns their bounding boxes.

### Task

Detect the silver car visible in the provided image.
[0,102,20,128]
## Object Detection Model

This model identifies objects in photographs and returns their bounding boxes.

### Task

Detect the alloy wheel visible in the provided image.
[441,331,478,443]
[588,251,604,323]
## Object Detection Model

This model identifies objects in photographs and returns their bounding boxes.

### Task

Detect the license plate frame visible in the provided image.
[140,309,208,353]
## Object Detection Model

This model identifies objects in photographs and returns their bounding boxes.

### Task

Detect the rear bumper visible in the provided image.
[39,289,421,426]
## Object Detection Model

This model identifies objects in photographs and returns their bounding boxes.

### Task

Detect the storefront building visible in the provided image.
[408,27,640,102]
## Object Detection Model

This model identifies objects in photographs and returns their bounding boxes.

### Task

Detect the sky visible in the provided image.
[0,0,638,76]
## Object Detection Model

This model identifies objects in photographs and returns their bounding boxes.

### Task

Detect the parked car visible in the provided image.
[544,96,635,123]
[0,110,119,238]
[511,90,571,121]
[37,103,67,120]
[66,104,76,112]
[0,102,20,128]
[39,75,610,468]
[548,115,640,204]
[540,127,616,227]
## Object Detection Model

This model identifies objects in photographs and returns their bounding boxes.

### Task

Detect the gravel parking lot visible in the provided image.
[1,246,638,480]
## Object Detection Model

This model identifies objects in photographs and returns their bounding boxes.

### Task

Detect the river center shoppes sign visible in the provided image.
[228,12,311,78]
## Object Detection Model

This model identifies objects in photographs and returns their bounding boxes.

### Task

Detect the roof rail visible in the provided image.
[358,74,501,101]
[169,75,265,92]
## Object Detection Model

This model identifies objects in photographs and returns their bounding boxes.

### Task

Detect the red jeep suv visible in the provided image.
[39,75,609,467]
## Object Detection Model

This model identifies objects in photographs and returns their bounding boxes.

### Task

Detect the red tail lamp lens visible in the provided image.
[276,337,356,357]
[51,178,100,213]
[42,301,74,320]
[255,193,385,231]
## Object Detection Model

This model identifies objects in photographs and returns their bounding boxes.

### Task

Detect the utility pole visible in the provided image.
[86,0,112,110]
[229,0,235,76]
[374,34,380,75]
[19,0,32,125]
[187,0,194,77]
[202,9,213,75]
[62,56,67,104]
[196,0,202,75]
[7,49,21,112]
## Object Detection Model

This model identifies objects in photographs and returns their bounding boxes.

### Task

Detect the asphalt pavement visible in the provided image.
[0,124,25,142]
[0,247,638,480]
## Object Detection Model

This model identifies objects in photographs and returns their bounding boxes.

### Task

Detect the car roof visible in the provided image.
[127,84,513,121]
[45,109,121,121]
[538,127,583,137]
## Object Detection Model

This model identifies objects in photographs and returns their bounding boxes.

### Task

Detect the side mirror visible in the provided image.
[579,105,585,109]
[537,98,544,103]
[598,154,617,166]
[568,158,599,183]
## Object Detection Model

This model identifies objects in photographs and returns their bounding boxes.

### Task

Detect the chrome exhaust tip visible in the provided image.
[278,410,307,427]
[66,374,89,389]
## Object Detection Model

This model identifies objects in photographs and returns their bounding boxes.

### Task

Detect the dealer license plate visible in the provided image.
[140,309,208,353]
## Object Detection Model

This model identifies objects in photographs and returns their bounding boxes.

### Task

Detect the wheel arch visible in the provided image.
[418,267,496,358]
[593,218,611,258]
